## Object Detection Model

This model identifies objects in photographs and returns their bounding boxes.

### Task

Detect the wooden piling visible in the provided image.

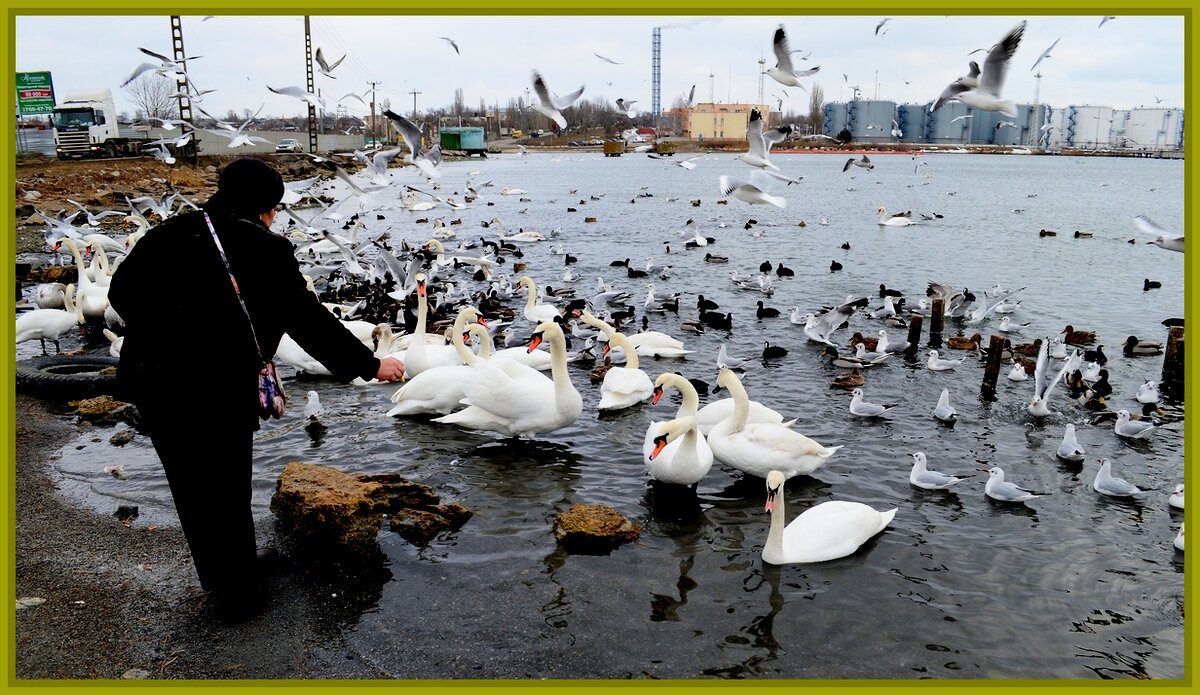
[981,335,1007,400]
[1160,326,1184,401]
[929,299,945,347]
[905,314,924,356]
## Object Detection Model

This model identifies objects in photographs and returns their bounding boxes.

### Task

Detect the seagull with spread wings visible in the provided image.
[1030,37,1060,72]
[315,47,346,78]
[383,109,442,179]
[531,70,585,130]
[440,37,460,54]
[939,21,1026,117]
[765,25,820,88]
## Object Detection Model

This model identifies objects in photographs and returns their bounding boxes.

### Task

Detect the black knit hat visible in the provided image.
[205,158,284,216]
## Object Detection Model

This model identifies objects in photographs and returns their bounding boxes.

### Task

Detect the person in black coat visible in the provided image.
[109,158,405,620]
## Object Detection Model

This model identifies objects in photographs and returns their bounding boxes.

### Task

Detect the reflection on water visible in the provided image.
[40,152,1184,679]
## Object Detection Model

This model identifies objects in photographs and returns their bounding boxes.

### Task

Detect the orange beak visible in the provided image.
[477,316,490,328]
[417,280,426,297]
[651,385,663,405]
[602,342,611,358]
[764,490,776,513]
[528,333,543,353]
[649,434,669,460]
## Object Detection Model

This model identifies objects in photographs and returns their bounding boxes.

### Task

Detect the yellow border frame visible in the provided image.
[4,2,1195,693]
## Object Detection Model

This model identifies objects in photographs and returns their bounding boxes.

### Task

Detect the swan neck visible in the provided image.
[452,323,475,365]
[766,490,786,561]
[673,374,699,415]
[727,375,750,431]
[610,332,638,369]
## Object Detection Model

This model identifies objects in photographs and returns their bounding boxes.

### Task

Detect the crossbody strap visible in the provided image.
[202,211,265,361]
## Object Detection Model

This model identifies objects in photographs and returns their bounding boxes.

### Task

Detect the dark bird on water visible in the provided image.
[830,260,843,272]
[762,341,789,359]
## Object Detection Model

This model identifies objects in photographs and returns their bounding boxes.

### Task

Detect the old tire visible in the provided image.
[16,354,119,401]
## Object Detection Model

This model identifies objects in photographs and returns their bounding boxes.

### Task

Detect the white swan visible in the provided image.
[517,275,561,323]
[644,373,713,485]
[16,283,79,354]
[762,470,896,564]
[652,371,790,436]
[387,317,487,416]
[432,319,582,437]
[581,311,690,359]
[59,238,109,323]
[877,207,913,227]
[703,369,841,479]
[402,274,473,377]
[597,332,654,411]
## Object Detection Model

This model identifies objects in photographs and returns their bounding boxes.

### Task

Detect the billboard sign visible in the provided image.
[16,71,55,115]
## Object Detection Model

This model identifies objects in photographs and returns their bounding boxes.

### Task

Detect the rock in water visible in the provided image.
[271,463,472,552]
[553,503,640,554]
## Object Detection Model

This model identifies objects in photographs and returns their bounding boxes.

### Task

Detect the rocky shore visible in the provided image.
[12,393,390,680]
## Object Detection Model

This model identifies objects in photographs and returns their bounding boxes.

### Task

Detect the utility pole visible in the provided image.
[409,89,421,119]
[756,56,766,112]
[303,16,317,153]
[169,15,197,166]
[367,80,380,145]
[1028,70,1043,147]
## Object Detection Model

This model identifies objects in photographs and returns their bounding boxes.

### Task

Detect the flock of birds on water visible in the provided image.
[16,18,1187,564]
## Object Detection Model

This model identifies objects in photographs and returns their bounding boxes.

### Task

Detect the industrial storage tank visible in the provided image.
[895,104,925,143]
[1124,108,1184,150]
[1063,105,1114,148]
[925,102,973,144]
[822,102,849,139]
[846,99,898,142]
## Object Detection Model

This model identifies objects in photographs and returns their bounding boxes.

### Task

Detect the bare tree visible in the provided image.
[122,73,176,121]
[453,88,465,117]
[808,84,825,135]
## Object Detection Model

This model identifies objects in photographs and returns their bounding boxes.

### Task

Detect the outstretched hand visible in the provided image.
[375,356,406,382]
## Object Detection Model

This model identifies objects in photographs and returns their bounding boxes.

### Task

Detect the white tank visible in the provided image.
[1124,108,1184,150]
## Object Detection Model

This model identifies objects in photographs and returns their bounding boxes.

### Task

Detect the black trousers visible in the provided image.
[150,424,260,600]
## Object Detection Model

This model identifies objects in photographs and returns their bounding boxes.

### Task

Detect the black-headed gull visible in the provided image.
[315,47,346,78]
[1133,215,1183,252]
[1092,459,1145,498]
[909,452,963,490]
[765,25,820,88]
[984,466,1044,503]
[1030,37,1061,72]
[949,21,1026,117]
[383,109,442,179]
[531,70,585,131]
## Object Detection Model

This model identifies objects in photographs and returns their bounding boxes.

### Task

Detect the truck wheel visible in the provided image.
[104,142,118,158]
[16,354,119,401]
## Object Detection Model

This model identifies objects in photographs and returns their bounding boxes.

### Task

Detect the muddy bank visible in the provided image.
[12,393,388,680]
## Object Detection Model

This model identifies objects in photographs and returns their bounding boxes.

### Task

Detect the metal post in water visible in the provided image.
[1161,326,1184,401]
[928,298,945,347]
[905,314,923,356]
[981,335,1006,400]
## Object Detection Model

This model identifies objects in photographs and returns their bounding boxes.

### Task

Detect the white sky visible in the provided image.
[14,14,1186,120]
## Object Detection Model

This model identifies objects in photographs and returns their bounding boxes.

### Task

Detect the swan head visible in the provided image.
[528,319,563,353]
[716,368,738,391]
[414,273,427,296]
[764,470,786,512]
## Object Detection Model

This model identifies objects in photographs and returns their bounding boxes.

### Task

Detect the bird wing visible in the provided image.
[268,85,307,99]
[594,53,621,65]
[120,63,159,88]
[1133,215,1182,242]
[1043,349,1082,403]
[978,20,1026,97]
[843,158,855,172]
[932,78,971,111]
[1032,38,1060,71]
[771,25,795,75]
[138,47,173,64]
[382,109,424,159]
[440,37,460,54]
[687,84,696,107]
[745,109,768,158]
[551,83,586,110]
[762,124,793,147]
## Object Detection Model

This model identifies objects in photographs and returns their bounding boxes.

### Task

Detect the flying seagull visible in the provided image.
[615,98,637,118]
[765,25,820,88]
[940,21,1025,117]
[687,84,696,108]
[531,70,585,131]
[930,61,980,112]
[314,47,346,78]
[875,18,892,36]
[1030,37,1060,72]
[268,85,327,110]
[1098,16,1116,28]
[594,52,622,65]
[440,37,460,54]
[383,109,443,179]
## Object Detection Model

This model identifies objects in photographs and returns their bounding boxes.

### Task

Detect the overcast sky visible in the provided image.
[15,14,1186,121]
